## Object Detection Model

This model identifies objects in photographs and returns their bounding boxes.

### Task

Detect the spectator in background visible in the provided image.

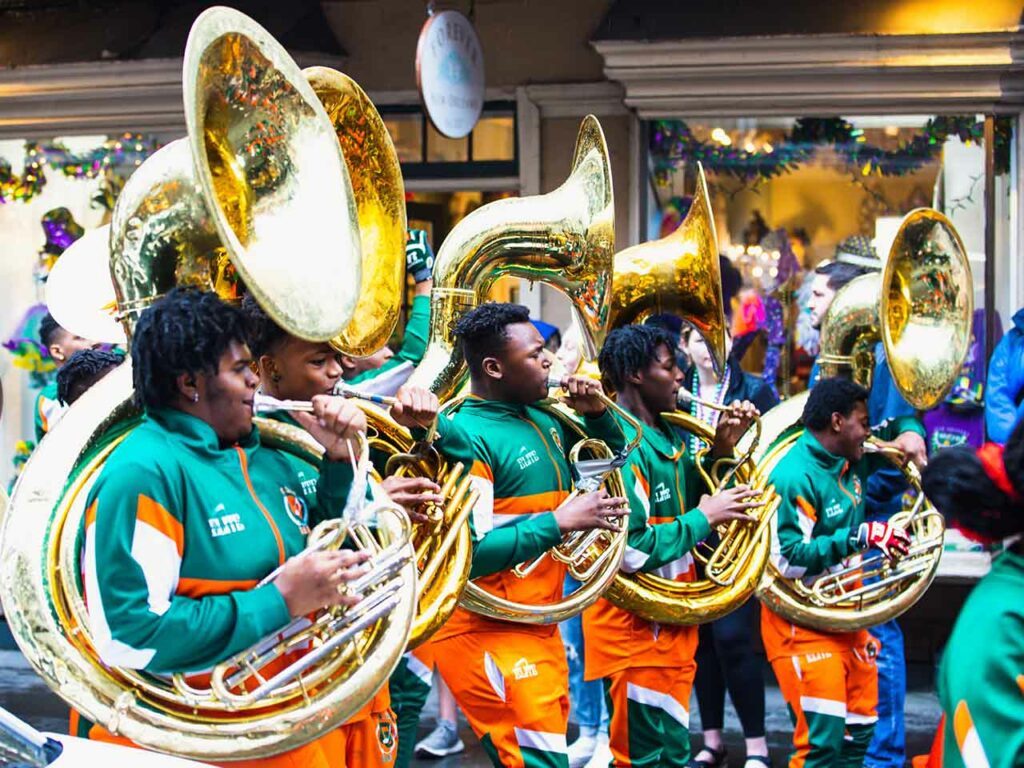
[532,319,562,354]
[985,306,1024,444]
[57,348,125,407]
[35,313,98,439]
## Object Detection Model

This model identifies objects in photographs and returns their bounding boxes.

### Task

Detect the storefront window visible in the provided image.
[646,114,1015,403]
[426,122,469,162]
[382,113,423,163]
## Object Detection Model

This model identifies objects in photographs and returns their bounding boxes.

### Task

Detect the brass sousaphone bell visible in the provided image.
[751,208,972,632]
[0,7,417,761]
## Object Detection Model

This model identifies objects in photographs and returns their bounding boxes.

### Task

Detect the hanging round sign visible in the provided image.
[416,9,485,139]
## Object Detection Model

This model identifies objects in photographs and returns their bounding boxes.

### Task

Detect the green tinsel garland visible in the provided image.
[651,116,1012,184]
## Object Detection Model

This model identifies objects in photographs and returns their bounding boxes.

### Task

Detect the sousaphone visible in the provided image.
[751,208,971,631]
[0,7,417,761]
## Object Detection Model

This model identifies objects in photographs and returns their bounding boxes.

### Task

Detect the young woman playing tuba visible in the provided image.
[79,289,372,768]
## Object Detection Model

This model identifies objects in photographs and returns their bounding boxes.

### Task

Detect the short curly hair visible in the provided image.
[131,288,249,409]
[57,348,124,405]
[240,293,289,358]
[801,376,869,430]
[453,302,531,378]
[599,324,676,392]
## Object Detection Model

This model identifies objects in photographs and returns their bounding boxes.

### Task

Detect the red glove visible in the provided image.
[857,521,911,558]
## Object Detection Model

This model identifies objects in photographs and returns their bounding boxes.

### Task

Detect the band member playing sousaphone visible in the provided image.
[584,324,761,767]
[79,289,373,768]
[763,377,912,768]
[421,302,629,768]
[242,293,443,766]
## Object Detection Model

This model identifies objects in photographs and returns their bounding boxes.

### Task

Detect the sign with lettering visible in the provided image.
[416,9,485,139]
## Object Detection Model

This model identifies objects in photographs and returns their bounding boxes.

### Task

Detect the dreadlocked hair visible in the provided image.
[131,288,249,409]
[39,312,63,348]
[453,302,531,378]
[57,348,124,405]
[240,293,288,358]
[599,324,676,392]
[801,376,869,430]
[922,419,1024,539]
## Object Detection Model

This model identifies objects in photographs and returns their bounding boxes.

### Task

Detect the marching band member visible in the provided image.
[56,348,124,407]
[242,294,442,768]
[424,302,629,768]
[585,324,760,767]
[79,288,371,768]
[763,377,911,768]
[681,325,776,768]
[807,260,927,768]
[921,419,1024,767]
[36,312,98,439]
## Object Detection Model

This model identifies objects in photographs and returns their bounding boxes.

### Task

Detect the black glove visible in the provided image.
[406,229,435,283]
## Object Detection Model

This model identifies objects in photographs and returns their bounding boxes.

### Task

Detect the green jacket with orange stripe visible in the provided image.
[938,546,1024,768]
[82,407,356,675]
[762,429,890,657]
[583,415,713,679]
[423,397,625,639]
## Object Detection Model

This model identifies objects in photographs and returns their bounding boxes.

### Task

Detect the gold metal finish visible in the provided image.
[457,371,639,624]
[0,363,417,760]
[252,393,478,649]
[815,272,883,388]
[0,8,417,760]
[608,164,727,376]
[407,115,615,400]
[751,394,945,632]
[459,400,629,624]
[603,409,779,625]
[369,406,478,648]
[305,67,408,357]
[185,6,361,342]
[882,208,974,410]
[751,207,972,630]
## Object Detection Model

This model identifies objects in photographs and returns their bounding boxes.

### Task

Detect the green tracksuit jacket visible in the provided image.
[83,407,355,675]
[938,546,1024,768]
[763,429,891,657]
[583,416,712,679]
[348,294,430,385]
[422,397,625,640]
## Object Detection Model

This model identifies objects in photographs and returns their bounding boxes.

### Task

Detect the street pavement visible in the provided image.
[0,649,942,767]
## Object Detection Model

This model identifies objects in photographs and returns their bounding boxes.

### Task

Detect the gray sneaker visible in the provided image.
[415,720,465,759]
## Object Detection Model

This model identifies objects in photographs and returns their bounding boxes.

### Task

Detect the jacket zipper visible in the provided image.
[235,446,287,566]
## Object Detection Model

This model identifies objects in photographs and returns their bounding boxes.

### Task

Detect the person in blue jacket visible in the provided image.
[985,308,1024,444]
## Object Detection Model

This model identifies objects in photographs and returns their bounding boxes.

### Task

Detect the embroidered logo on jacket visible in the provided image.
[512,657,539,680]
[208,503,245,538]
[296,469,317,496]
[280,486,309,533]
[824,498,844,519]
[516,446,540,470]
[653,482,671,503]
[376,714,397,760]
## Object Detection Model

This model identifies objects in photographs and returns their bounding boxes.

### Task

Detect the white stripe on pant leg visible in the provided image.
[845,712,878,725]
[484,652,506,703]
[405,652,433,687]
[799,696,846,719]
[514,728,568,754]
[625,682,690,729]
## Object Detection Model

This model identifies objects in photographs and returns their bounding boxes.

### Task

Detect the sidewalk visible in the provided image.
[0,649,941,767]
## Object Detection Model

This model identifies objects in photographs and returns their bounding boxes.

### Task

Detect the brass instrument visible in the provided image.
[587,163,778,626]
[0,7,416,761]
[752,208,971,632]
[407,115,615,400]
[608,162,728,375]
[457,376,635,624]
[253,393,479,648]
[305,67,408,358]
